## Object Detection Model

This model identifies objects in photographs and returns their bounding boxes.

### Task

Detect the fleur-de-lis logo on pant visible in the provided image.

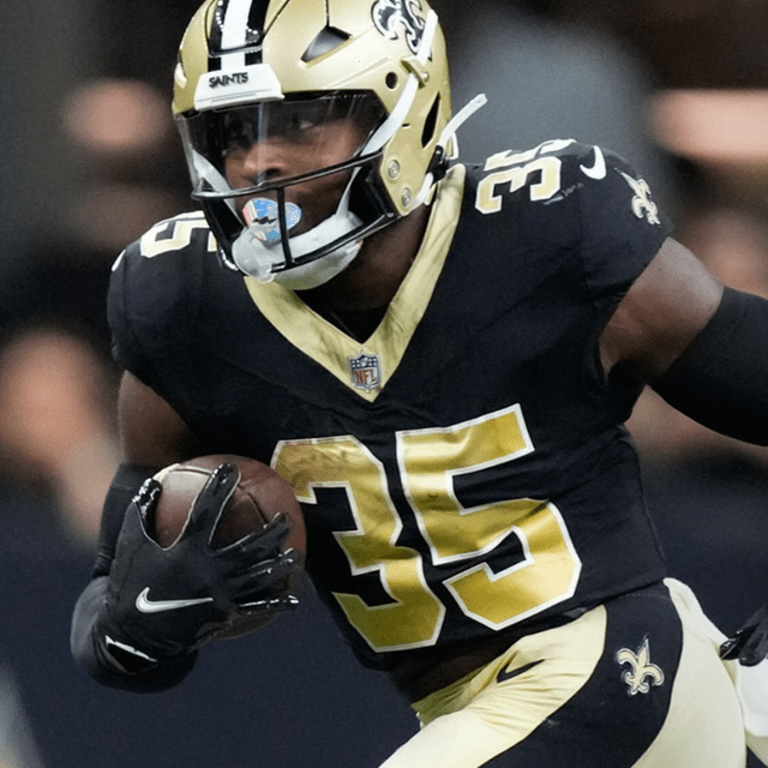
[616,637,665,695]
[620,171,661,226]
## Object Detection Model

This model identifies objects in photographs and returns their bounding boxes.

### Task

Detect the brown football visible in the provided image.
[151,454,306,553]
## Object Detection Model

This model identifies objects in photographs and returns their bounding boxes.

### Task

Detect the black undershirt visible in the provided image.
[303,300,388,342]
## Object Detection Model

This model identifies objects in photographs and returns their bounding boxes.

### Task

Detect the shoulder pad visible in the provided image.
[473,139,577,214]
[108,211,219,378]
[115,211,217,269]
[472,139,664,228]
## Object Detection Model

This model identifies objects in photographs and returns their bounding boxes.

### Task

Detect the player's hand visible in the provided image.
[720,603,768,666]
[98,463,303,664]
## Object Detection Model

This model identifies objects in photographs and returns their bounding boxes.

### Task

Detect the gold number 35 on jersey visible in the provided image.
[475,138,575,214]
[273,404,582,653]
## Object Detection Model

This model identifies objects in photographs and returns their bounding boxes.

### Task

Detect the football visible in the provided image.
[151,454,306,553]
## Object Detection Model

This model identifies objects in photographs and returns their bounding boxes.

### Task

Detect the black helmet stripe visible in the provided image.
[247,0,273,40]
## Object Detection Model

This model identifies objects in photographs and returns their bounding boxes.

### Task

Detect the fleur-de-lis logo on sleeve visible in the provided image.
[616,637,665,696]
[620,171,661,226]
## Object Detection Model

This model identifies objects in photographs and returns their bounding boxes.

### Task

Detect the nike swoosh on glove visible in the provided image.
[97,463,303,666]
[721,603,768,666]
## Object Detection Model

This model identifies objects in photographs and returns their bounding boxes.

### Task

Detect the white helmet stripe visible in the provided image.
[221,0,252,49]
[220,0,255,67]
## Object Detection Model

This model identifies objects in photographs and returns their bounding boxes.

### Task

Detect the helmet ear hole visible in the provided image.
[421,95,440,148]
[386,72,399,89]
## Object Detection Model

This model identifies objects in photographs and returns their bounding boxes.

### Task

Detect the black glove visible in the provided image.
[97,463,302,667]
[720,603,768,666]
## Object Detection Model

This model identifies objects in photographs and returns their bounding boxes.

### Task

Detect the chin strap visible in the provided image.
[412,93,488,209]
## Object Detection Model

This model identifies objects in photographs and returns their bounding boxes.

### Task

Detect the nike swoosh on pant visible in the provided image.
[135,587,214,614]
[496,658,545,684]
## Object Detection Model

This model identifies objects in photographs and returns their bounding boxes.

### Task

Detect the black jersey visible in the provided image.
[109,140,671,671]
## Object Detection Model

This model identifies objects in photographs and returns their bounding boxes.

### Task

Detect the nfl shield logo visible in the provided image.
[349,352,382,391]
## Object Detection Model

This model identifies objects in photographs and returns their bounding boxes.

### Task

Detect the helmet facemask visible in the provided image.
[178,91,393,289]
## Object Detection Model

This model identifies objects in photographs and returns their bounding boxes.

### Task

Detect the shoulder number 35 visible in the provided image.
[475,138,574,214]
[273,404,582,653]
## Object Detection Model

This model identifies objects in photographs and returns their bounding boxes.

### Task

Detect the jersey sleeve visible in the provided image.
[574,145,671,316]
[107,211,212,391]
[469,139,670,320]
[108,243,155,385]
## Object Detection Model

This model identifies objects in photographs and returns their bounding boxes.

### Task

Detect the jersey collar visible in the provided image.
[243,164,466,402]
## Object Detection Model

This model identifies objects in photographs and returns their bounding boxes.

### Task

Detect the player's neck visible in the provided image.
[297,203,431,314]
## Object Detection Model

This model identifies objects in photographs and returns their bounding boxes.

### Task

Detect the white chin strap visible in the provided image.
[412,92,487,208]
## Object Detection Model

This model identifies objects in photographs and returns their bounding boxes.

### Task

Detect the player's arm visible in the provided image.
[71,373,204,690]
[601,236,768,445]
[602,236,768,664]
[600,237,722,381]
[70,373,300,692]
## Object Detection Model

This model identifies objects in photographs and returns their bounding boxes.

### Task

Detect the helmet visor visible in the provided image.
[178,91,386,194]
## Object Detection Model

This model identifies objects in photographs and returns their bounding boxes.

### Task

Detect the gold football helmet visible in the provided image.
[173,0,458,289]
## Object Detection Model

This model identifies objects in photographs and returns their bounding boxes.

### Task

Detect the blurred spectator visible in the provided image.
[61,78,187,257]
[0,328,119,548]
[0,77,192,549]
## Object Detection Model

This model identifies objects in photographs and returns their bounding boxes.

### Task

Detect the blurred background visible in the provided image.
[0,0,766,765]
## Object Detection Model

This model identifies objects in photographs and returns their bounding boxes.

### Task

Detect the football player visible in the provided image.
[71,0,768,765]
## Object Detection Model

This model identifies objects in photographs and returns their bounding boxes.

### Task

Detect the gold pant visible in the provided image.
[381,580,746,768]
